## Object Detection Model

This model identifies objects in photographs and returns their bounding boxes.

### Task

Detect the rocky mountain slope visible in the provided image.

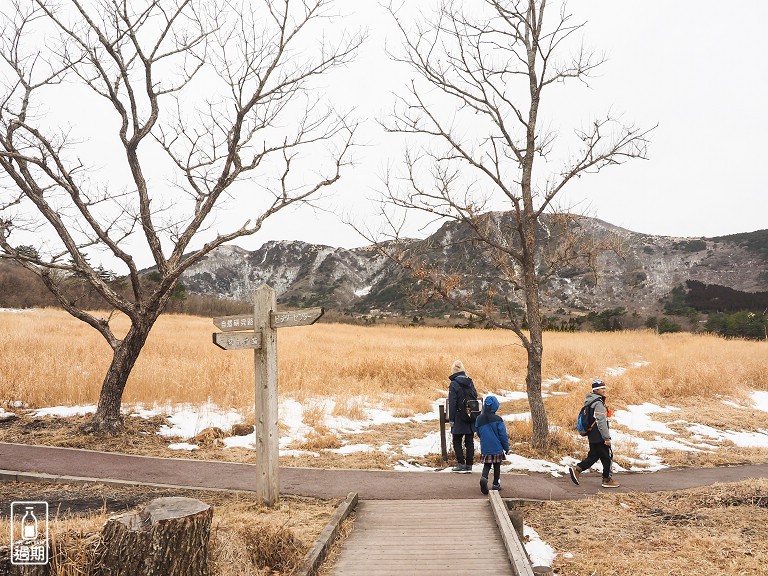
[180,214,768,320]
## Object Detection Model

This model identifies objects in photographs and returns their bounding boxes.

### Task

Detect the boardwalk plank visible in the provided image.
[328,499,517,576]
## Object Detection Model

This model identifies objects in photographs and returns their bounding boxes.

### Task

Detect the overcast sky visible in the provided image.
[245,0,768,252]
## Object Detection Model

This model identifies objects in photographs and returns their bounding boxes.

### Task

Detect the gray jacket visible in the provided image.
[584,392,611,443]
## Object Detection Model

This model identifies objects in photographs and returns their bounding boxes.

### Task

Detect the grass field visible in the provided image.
[2,308,766,412]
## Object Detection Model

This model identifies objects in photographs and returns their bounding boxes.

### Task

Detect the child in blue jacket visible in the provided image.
[475,395,510,494]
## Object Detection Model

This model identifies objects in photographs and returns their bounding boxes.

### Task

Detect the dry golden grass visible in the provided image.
[0,481,337,576]
[2,309,767,468]
[3,309,766,412]
[524,479,768,575]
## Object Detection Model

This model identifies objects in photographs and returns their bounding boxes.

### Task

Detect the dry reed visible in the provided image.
[1,310,766,430]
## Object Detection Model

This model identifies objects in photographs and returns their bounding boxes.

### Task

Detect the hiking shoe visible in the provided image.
[480,476,489,495]
[602,478,620,488]
[491,483,502,491]
[568,465,581,486]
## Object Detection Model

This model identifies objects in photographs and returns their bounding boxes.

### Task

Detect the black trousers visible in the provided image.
[482,462,501,485]
[452,433,474,466]
[577,442,613,479]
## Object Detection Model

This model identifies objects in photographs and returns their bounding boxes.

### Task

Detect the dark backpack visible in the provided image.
[458,385,481,423]
[576,399,603,436]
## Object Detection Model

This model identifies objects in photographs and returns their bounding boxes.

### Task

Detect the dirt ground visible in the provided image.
[521,479,768,576]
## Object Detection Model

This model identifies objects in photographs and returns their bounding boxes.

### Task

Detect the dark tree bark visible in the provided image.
[94,497,213,576]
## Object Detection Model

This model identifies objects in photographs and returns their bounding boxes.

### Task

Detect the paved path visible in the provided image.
[329,500,514,575]
[1,443,767,500]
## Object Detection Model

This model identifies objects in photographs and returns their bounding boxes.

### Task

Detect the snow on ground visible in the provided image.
[752,391,768,412]
[687,424,768,448]
[167,442,199,451]
[0,407,16,421]
[524,524,556,568]
[31,405,97,417]
[611,403,680,435]
[157,403,243,438]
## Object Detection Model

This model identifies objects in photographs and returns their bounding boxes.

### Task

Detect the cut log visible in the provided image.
[94,497,212,576]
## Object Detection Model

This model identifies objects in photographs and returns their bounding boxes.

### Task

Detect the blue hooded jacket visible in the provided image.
[475,395,509,455]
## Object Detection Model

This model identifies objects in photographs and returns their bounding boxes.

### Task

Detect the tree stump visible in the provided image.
[94,497,213,576]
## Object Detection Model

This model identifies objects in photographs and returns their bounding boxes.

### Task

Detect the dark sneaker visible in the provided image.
[602,478,620,488]
[480,476,489,495]
[491,483,502,491]
[568,466,581,486]
[451,465,464,472]
[459,464,473,473]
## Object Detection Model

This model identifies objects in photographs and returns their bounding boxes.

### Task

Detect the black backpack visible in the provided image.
[576,398,603,436]
[458,385,481,423]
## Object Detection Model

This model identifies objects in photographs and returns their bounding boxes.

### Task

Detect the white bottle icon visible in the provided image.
[21,507,38,541]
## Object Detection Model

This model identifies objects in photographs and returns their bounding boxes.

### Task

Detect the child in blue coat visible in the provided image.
[475,395,510,494]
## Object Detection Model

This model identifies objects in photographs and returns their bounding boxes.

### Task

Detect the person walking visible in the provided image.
[475,395,510,494]
[448,359,477,473]
[569,379,620,488]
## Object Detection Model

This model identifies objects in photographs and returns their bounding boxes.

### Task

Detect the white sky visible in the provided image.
[249,0,768,252]
[4,1,767,267]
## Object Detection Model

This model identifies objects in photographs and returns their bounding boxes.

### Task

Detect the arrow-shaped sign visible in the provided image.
[213,307,324,332]
[271,307,324,328]
[212,331,262,350]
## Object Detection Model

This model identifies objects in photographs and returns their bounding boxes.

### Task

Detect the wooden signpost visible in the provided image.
[212,284,324,505]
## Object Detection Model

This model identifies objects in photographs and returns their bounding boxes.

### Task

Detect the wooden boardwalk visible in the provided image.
[329,499,516,575]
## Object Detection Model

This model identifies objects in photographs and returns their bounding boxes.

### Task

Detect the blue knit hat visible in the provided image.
[484,395,500,413]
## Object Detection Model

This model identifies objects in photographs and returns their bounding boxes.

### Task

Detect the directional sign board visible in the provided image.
[271,307,324,328]
[213,314,256,332]
[212,331,262,350]
[213,307,323,332]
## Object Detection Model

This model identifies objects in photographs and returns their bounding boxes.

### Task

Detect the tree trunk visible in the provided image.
[94,497,212,576]
[81,322,154,436]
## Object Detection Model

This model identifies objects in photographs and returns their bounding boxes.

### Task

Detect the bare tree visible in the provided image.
[377,0,652,448]
[0,0,362,434]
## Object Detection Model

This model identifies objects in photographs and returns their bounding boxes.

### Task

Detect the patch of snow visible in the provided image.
[354,285,372,297]
[612,403,681,435]
[606,367,626,377]
[502,412,531,422]
[632,361,651,368]
[393,460,435,471]
[31,405,97,417]
[686,424,768,448]
[752,391,768,412]
[564,375,581,382]
[0,408,16,421]
[158,403,243,439]
[503,453,563,477]
[402,433,442,457]
[167,443,199,451]
[722,400,744,409]
[223,433,256,449]
[524,525,556,567]
[329,443,374,454]
[0,308,34,314]
[496,390,528,402]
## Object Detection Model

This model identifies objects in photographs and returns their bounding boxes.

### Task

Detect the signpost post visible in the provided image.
[212,284,324,505]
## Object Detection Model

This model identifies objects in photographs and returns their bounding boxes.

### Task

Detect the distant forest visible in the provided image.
[684,280,768,313]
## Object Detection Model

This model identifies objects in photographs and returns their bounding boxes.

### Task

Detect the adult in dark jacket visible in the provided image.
[569,379,620,488]
[475,395,510,493]
[448,359,477,473]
